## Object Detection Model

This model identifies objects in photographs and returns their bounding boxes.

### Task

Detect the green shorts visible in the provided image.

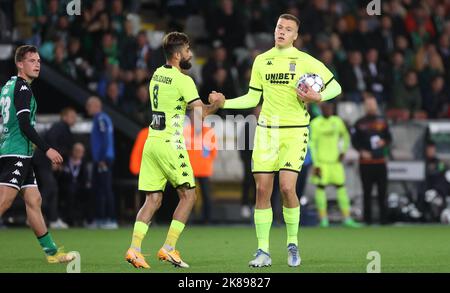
[138,136,195,192]
[252,125,309,173]
[311,162,346,186]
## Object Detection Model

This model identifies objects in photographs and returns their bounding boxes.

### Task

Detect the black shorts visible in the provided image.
[0,156,37,190]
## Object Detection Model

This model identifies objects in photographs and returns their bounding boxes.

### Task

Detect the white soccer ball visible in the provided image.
[296,73,324,93]
[440,208,450,224]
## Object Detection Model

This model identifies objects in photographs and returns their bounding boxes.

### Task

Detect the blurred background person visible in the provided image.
[85,96,117,229]
[310,102,361,228]
[59,142,93,227]
[351,94,392,225]
[184,110,218,224]
[33,107,77,229]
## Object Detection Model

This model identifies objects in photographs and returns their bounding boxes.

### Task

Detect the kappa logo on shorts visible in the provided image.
[14,161,24,167]
[177,97,184,102]
[180,163,187,168]
[300,156,305,161]
[182,172,189,177]
[304,140,307,143]
[19,85,29,91]
[9,178,18,184]
[179,154,185,159]
[172,122,181,128]
[304,133,308,137]
[12,169,21,176]
[284,162,292,167]
[302,148,306,152]
[174,105,182,111]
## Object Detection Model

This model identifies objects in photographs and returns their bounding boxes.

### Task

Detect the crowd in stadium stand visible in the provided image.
[1,0,449,123]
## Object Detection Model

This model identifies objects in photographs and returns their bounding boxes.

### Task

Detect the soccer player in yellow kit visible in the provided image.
[213,14,342,267]
[310,102,361,228]
[125,32,224,269]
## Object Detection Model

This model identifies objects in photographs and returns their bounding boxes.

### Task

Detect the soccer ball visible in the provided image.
[296,73,324,93]
[440,208,450,224]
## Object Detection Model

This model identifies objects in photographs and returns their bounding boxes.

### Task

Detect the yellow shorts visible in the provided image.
[311,162,346,186]
[138,136,195,192]
[252,125,309,173]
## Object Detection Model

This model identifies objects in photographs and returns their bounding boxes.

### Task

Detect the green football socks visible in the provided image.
[37,232,58,256]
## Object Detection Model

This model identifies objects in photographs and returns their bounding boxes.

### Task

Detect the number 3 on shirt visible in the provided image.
[152,84,159,109]
[0,96,11,124]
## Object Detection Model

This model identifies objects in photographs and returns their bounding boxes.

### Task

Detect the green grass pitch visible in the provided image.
[0,225,449,273]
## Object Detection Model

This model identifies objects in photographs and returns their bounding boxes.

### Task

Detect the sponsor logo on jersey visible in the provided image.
[265,73,296,84]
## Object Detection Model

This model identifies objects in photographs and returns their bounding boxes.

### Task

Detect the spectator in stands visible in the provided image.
[110,0,126,38]
[391,50,408,90]
[184,111,218,224]
[105,81,122,107]
[201,43,234,91]
[339,50,366,103]
[423,75,449,119]
[66,36,94,83]
[118,19,138,71]
[85,96,118,229]
[97,63,123,98]
[390,70,423,119]
[60,142,94,227]
[319,49,339,79]
[395,35,415,69]
[206,0,247,51]
[351,94,392,225]
[52,42,70,76]
[416,45,446,94]
[33,107,78,229]
[125,83,151,125]
[136,30,151,70]
[363,48,391,105]
[420,141,450,220]
[95,32,119,72]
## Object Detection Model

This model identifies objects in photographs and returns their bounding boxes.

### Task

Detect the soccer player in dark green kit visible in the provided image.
[0,45,75,263]
[213,14,342,267]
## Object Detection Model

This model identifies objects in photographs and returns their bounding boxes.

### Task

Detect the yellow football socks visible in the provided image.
[130,221,149,251]
[283,206,300,246]
[164,220,185,249]
[254,208,273,253]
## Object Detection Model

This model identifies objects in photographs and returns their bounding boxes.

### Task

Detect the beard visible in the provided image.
[180,58,192,70]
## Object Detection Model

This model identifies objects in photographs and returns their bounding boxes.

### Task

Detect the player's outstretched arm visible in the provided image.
[188,91,224,118]
[214,88,261,110]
